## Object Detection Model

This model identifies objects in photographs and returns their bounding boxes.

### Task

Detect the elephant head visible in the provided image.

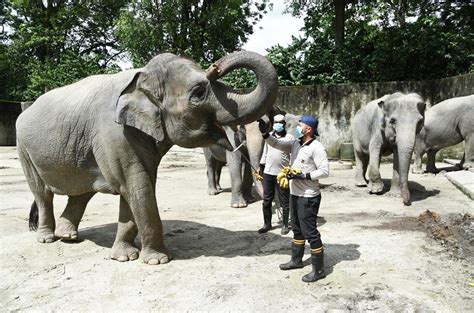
[379,92,425,205]
[115,51,278,150]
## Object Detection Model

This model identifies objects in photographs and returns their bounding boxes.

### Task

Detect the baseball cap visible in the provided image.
[299,115,319,136]
[273,114,285,123]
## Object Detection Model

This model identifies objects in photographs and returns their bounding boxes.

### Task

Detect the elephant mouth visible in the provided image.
[210,121,233,151]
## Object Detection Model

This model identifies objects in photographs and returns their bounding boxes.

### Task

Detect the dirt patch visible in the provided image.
[418,210,474,263]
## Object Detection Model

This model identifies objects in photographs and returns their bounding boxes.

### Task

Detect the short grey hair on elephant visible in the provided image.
[413,95,474,174]
[16,50,278,265]
[352,92,425,206]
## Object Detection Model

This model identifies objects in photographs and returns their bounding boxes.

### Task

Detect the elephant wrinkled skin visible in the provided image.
[352,92,425,206]
[413,95,474,174]
[16,51,278,265]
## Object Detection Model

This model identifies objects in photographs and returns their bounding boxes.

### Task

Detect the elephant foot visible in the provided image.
[55,218,79,241]
[462,162,473,171]
[386,188,401,198]
[207,188,222,195]
[110,241,140,262]
[368,181,384,194]
[355,181,367,187]
[36,228,56,243]
[412,168,424,174]
[140,247,170,265]
[425,166,439,174]
[231,195,247,208]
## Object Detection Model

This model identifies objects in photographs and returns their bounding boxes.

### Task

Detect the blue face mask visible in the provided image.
[273,123,284,133]
[295,126,304,139]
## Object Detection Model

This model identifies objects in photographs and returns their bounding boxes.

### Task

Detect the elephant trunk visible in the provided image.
[207,51,278,126]
[397,132,416,206]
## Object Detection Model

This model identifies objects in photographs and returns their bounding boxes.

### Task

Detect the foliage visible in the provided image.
[2,0,128,100]
[116,0,271,67]
[266,0,474,86]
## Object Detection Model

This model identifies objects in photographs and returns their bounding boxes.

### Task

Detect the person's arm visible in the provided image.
[264,135,293,154]
[307,147,329,180]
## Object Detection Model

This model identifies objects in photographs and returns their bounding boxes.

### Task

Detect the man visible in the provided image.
[258,115,329,283]
[258,114,294,235]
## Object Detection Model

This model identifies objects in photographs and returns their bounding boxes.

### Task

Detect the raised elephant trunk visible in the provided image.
[207,51,278,126]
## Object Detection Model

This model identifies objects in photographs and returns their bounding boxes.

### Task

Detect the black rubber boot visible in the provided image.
[279,242,305,270]
[258,209,272,234]
[302,250,326,282]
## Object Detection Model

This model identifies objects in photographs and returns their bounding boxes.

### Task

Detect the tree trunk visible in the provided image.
[334,0,346,50]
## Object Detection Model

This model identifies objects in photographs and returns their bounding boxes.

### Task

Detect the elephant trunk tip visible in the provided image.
[206,64,221,81]
[402,190,411,206]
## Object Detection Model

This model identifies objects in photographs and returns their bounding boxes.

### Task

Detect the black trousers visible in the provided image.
[290,194,322,249]
[262,173,290,225]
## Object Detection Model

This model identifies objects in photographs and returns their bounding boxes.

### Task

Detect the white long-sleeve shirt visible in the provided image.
[264,135,329,197]
[260,132,294,175]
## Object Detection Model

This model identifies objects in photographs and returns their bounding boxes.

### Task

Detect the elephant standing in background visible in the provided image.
[413,95,474,174]
[204,122,264,208]
[16,51,278,265]
[352,92,425,206]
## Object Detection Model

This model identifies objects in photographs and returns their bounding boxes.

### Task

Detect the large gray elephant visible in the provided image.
[16,51,278,265]
[413,95,474,174]
[204,122,264,207]
[352,92,425,205]
[204,111,300,208]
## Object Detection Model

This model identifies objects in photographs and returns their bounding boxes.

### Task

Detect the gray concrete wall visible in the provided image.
[1,74,472,158]
[275,73,474,159]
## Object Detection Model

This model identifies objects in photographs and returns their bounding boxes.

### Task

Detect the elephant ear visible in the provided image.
[115,71,164,142]
[378,100,386,130]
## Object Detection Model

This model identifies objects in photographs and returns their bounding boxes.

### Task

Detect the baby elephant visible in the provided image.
[413,95,474,174]
[352,92,425,206]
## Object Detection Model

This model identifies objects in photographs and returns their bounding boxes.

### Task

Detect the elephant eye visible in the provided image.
[190,82,208,103]
[389,117,396,125]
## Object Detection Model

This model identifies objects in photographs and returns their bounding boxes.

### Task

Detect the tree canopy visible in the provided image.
[0,0,472,100]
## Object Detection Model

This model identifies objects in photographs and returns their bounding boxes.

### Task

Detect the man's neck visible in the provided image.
[301,134,315,145]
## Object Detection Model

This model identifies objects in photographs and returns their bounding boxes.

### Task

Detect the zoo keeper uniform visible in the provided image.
[259,129,294,234]
[263,128,329,282]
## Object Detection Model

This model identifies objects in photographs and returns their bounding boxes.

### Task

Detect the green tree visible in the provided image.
[271,0,473,85]
[3,0,128,100]
[116,0,272,67]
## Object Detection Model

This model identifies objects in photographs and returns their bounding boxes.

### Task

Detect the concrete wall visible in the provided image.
[0,74,472,158]
[275,73,474,159]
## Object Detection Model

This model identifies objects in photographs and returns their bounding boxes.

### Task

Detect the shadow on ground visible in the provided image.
[378,179,440,202]
[77,219,360,274]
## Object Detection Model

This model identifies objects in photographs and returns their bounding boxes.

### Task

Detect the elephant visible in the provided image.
[15,50,278,265]
[203,111,300,208]
[352,92,425,205]
[204,121,264,208]
[412,95,474,174]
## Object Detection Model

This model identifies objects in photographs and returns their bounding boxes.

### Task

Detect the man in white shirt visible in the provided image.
[258,114,294,235]
[258,115,329,283]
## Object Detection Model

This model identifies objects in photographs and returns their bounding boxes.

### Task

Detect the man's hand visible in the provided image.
[287,172,305,180]
[257,119,268,134]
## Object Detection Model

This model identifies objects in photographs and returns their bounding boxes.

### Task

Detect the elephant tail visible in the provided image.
[29,201,38,231]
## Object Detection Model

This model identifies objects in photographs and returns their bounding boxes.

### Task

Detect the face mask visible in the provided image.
[273,123,284,133]
[295,126,304,139]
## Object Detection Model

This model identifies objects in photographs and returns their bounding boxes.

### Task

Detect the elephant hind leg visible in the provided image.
[463,135,474,171]
[426,150,439,173]
[55,192,96,241]
[18,145,56,243]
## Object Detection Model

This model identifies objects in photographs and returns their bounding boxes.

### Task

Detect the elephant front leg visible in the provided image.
[367,144,384,194]
[110,196,140,262]
[354,151,368,187]
[412,150,425,174]
[122,185,170,265]
[226,150,247,208]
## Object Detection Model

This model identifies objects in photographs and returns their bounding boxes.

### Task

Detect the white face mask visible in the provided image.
[295,126,305,139]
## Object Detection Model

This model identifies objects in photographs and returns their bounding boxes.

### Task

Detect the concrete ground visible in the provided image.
[0,146,473,312]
